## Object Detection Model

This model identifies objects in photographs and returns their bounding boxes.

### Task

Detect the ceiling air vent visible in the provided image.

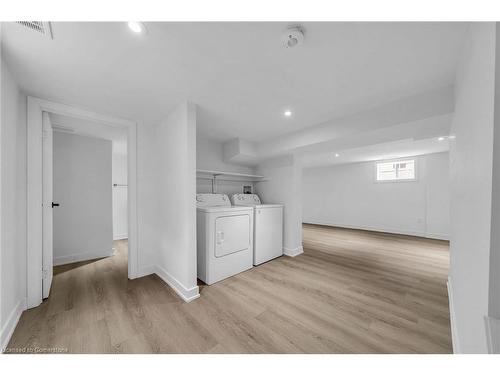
[16,21,53,39]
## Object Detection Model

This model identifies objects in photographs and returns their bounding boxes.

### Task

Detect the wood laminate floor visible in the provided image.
[6,224,452,353]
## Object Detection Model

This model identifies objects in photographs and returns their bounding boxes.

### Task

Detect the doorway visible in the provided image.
[43,111,129,298]
[27,97,138,308]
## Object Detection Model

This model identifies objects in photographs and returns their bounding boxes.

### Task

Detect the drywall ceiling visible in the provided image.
[301,137,450,168]
[2,22,467,142]
[49,113,128,154]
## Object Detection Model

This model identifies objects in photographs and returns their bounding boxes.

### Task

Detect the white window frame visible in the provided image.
[374,158,418,183]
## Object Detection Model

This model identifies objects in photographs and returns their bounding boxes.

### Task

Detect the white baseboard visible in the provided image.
[283,245,304,257]
[1,299,26,351]
[303,221,449,241]
[485,315,500,354]
[53,249,114,266]
[113,234,128,240]
[447,276,461,354]
[154,266,200,303]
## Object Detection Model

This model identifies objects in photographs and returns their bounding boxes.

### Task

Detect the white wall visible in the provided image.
[303,153,450,240]
[136,122,160,275]
[53,132,113,265]
[153,101,199,301]
[256,155,303,255]
[449,23,496,353]
[112,152,128,240]
[197,137,255,175]
[196,137,257,195]
[425,153,451,238]
[0,60,27,349]
[488,25,500,351]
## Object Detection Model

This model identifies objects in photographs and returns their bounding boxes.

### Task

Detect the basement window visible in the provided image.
[376,159,416,182]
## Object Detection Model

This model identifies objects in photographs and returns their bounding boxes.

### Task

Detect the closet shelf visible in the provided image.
[196,169,265,181]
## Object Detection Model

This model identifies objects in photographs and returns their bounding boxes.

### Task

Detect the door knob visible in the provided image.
[52,202,60,208]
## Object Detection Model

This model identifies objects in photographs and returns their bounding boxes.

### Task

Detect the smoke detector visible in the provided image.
[282,26,304,48]
[16,21,53,39]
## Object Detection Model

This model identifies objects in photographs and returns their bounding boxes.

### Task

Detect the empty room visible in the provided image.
[1,2,500,372]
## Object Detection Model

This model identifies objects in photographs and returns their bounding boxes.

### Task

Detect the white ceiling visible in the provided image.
[49,113,128,154]
[300,137,450,168]
[2,22,468,142]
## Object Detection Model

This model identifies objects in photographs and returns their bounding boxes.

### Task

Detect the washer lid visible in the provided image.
[231,193,261,206]
[196,193,231,208]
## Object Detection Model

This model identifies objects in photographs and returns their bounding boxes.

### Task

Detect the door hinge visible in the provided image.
[42,269,48,279]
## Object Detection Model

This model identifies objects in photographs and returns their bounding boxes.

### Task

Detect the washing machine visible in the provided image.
[231,194,283,265]
[196,193,254,285]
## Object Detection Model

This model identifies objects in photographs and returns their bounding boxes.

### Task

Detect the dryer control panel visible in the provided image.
[196,193,231,207]
[231,193,261,206]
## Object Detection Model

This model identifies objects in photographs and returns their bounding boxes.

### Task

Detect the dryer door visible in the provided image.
[215,214,251,257]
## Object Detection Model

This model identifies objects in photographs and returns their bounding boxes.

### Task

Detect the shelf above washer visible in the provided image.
[196,169,265,181]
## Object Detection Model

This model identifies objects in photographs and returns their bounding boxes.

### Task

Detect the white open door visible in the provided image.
[42,112,54,298]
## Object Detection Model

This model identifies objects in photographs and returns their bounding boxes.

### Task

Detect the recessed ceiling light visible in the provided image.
[284,110,292,117]
[438,137,445,141]
[128,21,147,34]
[448,135,456,139]
[334,153,340,157]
